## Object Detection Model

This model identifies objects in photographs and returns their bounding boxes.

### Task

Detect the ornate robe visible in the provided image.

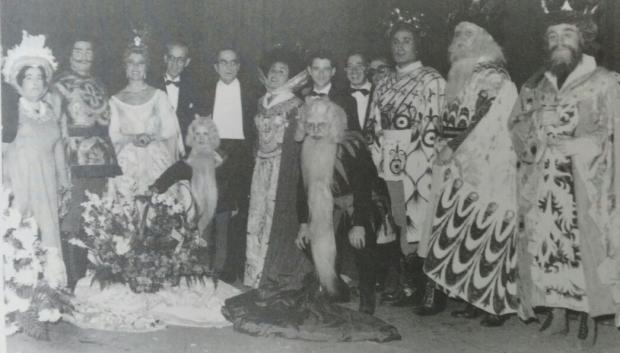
[244,94,312,289]
[422,61,519,315]
[364,62,445,243]
[509,55,620,324]
[54,70,120,178]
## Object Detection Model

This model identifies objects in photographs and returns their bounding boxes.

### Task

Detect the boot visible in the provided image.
[390,254,425,307]
[540,308,568,336]
[480,313,508,327]
[577,312,597,349]
[413,280,447,316]
[359,284,376,315]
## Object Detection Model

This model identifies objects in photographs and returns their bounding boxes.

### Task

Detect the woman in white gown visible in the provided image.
[106,46,184,200]
[68,41,239,332]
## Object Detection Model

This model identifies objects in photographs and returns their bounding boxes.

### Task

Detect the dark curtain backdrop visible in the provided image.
[1,0,619,93]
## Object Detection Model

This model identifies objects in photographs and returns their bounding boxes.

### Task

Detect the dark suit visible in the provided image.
[301,84,361,131]
[153,72,202,146]
[202,76,257,281]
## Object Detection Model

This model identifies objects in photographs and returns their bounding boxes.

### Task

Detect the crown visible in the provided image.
[2,31,57,86]
[540,0,601,15]
[380,7,429,38]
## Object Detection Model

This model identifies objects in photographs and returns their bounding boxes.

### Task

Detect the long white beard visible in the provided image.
[445,57,478,103]
[186,148,218,236]
[301,137,340,296]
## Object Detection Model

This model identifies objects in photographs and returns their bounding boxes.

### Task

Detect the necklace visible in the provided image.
[19,98,52,122]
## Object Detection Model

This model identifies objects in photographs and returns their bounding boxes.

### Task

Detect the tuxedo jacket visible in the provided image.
[346,84,374,130]
[301,84,361,131]
[153,72,202,144]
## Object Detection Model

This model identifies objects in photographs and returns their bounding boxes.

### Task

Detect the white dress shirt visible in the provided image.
[164,74,180,111]
[212,78,245,140]
[350,81,372,128]
[312,83,332,96]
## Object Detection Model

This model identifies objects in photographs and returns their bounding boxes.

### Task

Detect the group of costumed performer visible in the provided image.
[222,97,400,342]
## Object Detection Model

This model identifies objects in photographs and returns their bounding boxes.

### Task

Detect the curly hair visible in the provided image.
[185,116,220,150]
[260,46,303,75]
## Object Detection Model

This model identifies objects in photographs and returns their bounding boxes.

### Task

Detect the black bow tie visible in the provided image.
[309,91,327,98]
[350,88,370,96]
[165,79,180,87]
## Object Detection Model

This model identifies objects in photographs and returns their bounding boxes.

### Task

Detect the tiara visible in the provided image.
[128,26,150,50]
[541,0,601,14]
[381,7,429,38]
[2,31,57,85]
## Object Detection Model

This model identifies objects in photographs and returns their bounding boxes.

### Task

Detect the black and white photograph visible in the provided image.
[1,0,620,352]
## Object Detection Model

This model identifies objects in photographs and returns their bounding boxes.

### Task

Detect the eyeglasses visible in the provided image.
[166,55,188,64]
[368,65,390,76]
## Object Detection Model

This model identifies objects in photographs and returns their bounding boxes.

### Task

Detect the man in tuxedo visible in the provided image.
[302,50,360,131]
[345,52,373,131]
[346,51,400,302]
[203,48,256,282]
[157,41,200,146]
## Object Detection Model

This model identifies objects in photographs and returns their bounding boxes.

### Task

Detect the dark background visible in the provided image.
[2,0,619,94]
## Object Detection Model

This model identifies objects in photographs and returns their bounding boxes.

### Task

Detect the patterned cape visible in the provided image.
[422,62,519,315]
[509,56,620,324]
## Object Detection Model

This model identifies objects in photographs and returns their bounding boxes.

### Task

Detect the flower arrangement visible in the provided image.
[71,191,210,293]
[1,187,72,340]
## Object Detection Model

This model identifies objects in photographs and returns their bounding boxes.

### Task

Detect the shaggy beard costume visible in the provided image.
[220,98,400,342]
[186,146,218,236]
[150,116,220,236]
[301,136,340,296]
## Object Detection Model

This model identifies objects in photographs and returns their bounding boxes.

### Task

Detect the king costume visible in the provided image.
[509,54,620,325]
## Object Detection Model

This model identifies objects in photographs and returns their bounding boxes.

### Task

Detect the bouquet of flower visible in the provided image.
[71,191,209,293]
[1,187,72,340]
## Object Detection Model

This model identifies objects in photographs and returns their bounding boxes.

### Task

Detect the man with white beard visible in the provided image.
[417,19,519,324]
[509,0,620,346]
[295,98,389,315]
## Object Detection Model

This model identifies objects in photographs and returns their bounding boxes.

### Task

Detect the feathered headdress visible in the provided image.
[2,31,57,87]
[380,7,429,38]
[447,0,508,42]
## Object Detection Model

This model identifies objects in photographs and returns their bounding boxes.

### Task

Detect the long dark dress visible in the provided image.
[243,94,313,289]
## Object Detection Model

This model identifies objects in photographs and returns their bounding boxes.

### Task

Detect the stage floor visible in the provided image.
[8,299,620,353]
